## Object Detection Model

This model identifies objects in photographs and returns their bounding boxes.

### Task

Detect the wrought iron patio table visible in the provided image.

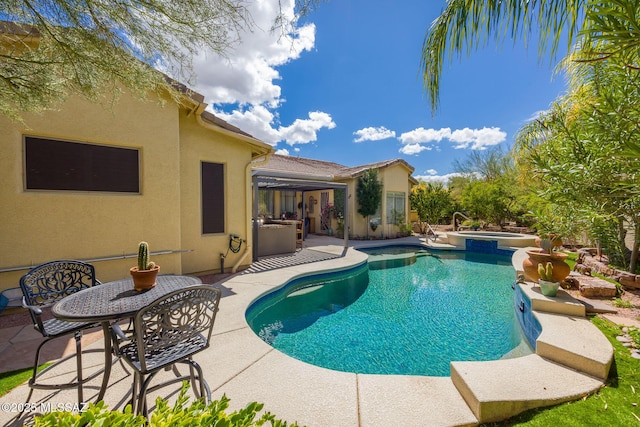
[52,275,202,402]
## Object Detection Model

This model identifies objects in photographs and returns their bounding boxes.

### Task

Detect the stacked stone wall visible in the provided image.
[578,248,640,290]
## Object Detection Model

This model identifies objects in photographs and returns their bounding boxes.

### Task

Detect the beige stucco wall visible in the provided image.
[341,180,359,237]
[0,92,183,291]
[178,111,256,274]
[347,163,414,239]
[379,163,414,238]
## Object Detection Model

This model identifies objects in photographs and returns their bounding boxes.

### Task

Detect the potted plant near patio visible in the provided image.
[537,261,560,297]
[130,241,160,291]
[522,234,570,283]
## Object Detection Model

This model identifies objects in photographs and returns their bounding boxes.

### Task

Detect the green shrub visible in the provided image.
[34,382,301,427]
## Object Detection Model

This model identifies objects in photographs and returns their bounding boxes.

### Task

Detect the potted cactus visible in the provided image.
[130,241,160,291]
[537,261,560,297]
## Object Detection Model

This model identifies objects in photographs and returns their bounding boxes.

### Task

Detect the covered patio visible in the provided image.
[251,172,349,261]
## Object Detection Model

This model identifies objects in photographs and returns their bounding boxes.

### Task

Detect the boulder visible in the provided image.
[578,276,618,298]
[578,248,640,290]
[616,273,640,289]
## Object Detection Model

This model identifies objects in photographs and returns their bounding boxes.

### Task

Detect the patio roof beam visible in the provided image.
[255,176,348,192]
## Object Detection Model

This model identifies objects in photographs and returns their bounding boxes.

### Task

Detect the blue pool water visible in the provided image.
[246,248,526,376]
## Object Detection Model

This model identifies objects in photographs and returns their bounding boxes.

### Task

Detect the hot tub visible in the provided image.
[446,231,537,253]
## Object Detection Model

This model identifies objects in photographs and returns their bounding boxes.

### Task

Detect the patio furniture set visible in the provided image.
[18,260,221,417]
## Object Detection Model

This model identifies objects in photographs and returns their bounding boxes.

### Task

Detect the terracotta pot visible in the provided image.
[130,265,160,291]
[522,249,570,283]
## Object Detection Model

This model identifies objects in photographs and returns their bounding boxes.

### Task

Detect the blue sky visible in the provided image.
[189,0,569,182]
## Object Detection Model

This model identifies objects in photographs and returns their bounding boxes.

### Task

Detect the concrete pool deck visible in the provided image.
[0,236,613,426]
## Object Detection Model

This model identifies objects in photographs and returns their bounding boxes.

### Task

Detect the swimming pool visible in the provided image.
[246,247,532,376]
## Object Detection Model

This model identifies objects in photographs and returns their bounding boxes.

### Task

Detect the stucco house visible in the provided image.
[252,154,418,244]
[0,19,418,295]
[0,80,273,294]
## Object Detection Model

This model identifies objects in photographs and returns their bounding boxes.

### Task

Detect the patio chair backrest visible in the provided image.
[20,260,99,330]
[133,285,221,372]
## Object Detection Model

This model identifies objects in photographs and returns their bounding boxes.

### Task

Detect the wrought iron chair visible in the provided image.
[296,220,304,249]
[19,260,103,404]
[112,285,221,416]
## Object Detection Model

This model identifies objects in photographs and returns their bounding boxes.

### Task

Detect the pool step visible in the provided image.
[518,282,586,316]
[450,354,605,423]
[535,310,613,380]
[451,282,614,423]
[515,283,613,379]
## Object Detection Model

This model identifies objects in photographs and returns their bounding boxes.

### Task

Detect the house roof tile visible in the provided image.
[200,110,257,139]
[255,154,417,183]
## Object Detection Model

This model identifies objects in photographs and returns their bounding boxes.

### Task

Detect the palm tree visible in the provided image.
[421,0,640,112]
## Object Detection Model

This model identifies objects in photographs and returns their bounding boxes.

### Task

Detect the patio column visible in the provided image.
[343,185,349,248]
[252,175,259,262]
[301,191,306,241]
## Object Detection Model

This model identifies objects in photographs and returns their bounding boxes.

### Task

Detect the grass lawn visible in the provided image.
[0,366,43,398]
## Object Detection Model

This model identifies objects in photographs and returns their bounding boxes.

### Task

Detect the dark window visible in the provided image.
[201,162,225,234]
[24,136,139,192]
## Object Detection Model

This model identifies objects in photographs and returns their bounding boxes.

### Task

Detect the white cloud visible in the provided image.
[523,109,549,123]
[399,127,451,144]
[426,169,438,176]
[449,127,506,150]
[399,143,431,155]
[212,105,281,144]
[353,126,396,143]
[214,107,336,146]
[397,126,507,155]
[280,111,336,145]
[190,0,335,147]
[275,148,290,155]
[414,172,463,184]
[192,0,315,107]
